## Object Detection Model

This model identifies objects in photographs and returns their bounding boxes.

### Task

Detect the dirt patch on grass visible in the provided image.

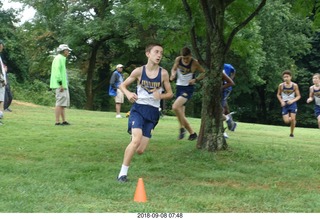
[12,100,40,108]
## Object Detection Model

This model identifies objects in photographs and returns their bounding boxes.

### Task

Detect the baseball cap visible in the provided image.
[116,64,124,68]
[0,40,4,45]
[57,44,72,52]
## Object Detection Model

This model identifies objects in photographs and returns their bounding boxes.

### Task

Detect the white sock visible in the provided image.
[118,165,129,178]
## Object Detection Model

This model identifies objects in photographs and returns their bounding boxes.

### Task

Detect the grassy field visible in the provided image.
[0,100,319,213]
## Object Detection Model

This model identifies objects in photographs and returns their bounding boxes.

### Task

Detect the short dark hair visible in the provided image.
[313,73,320,79]
[181,47,191,56]
[282,70,292,77]
[145,43,163,53]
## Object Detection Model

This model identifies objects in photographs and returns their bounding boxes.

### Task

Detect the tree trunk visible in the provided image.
[84,45,99,110]
[197,35,228,151]
[256,86,267,123]
[192,0,266,151]
[196,0,228,151]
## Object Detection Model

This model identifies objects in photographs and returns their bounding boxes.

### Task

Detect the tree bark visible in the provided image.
[195,0,266,151]
[196,0,227,151]
[84,44,99,110]
[197,34,227,151]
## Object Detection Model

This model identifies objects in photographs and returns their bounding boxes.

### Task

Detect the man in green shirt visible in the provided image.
[50,44,72,126]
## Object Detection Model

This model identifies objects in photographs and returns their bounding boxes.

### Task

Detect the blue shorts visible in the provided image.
[282,102,297,115]
[222,89,232,107]
[315,105,320,118]
[176,85,194,101]
[127,103,160,138]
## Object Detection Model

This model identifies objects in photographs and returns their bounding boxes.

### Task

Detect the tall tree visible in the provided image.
[14,0,189,110]
[181,0,267,151]
[0,2,29,81]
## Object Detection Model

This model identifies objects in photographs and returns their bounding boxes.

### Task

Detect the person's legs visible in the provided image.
[222,90,232,114]
[118,105,156,182]
[116,103,121,115]
[315,106,320,129]
[172,96,196,139]
[282,112,295,137]
[118,128,144,182]
[118,130,152,181]
[282,114,290,124]
[55,106,63,124]
[55,89,69,125]
[122,128,145,166]
[172,97,187,127]
[0,101,3,122]
[224,102,230,115]
[289,113,296,136]
[222,90,236,132]
[0,86,4,112]
[0,102,3,125]
[61,107,66,122]
[4,83,13,111]
[115,89,124,118]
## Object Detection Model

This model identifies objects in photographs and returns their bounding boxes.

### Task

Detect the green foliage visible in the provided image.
[227,0,314,125]
[3,0,320,126]
[252,0,312,92]
[285,0,320,28]
[10,77,55,106]
[67,69,87,109]
[9,68,87,108]
[296,31,320,73]
[0,4,29,82]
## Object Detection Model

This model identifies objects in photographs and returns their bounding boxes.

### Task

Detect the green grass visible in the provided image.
[0,101,320,213]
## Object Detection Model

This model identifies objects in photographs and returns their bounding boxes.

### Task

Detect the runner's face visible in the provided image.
[0,44,3,52]
[182,55,192,64]
[147,46,163,64]
[282,74,291,83]
[313,76,320,85]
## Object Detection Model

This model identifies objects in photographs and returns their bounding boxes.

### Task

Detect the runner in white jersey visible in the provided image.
[170,47,206,141]
[117,43,173,183]
[306,73,320,128]
[277,70,301,137]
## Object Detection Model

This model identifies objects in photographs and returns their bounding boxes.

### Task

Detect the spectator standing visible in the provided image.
[109,64,124,118]
[50,44,72,126]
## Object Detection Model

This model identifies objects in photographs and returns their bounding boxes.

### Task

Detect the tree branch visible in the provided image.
[181,0,206,66]
[225,0,267,53]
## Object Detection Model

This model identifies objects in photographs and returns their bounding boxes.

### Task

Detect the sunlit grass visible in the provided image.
[0,101,319,213]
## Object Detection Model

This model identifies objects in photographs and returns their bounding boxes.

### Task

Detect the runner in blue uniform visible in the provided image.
[276,70,301,137]
[306,73,320,129]
[117,43,173,182]
[170,47,206,141]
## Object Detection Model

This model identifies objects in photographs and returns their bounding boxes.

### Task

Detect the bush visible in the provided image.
[10,74,55,106]
[9,69,86,108]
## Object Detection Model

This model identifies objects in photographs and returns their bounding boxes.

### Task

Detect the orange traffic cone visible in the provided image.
[134,178,147,202]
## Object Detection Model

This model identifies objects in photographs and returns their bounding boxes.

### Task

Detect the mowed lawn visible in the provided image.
[0,100,319,213]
